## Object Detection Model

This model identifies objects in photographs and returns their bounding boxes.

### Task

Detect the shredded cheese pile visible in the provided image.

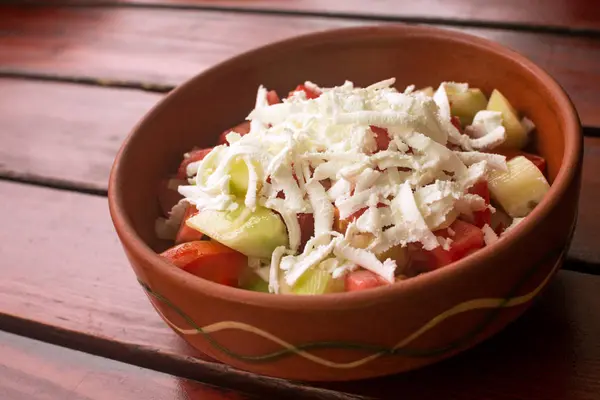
[178,79,509,293]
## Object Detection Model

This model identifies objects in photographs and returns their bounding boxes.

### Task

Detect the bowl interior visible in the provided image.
[112,25,575,257]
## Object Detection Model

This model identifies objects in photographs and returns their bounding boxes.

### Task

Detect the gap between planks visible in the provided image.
[0,69,173,94]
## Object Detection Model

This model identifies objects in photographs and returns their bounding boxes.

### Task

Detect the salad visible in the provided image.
[156,79,550,295]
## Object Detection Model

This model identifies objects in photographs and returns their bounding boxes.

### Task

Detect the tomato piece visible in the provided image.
[218,121,251,145]
[267,90,281,105]
[288,84,321,99]
[450,116,463,133]
[407,245,452,274]
[469,180,490,203]
[160,240,247,287]
[442,219,485,259]
[370,126,391,151]
[297,213,315,251]
[494,149,546,174]
[176,147,213,179]
[157,178,185,217]
[494,222,507,236]
[345,270,387,292]
[346,202,387,223]
[408,219,484,273]
[175,204,204,244]
[468,180,491,228]
[320,179,332,191]
[333,207,348,234]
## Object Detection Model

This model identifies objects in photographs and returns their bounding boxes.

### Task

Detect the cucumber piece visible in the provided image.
[486,89,528,150]
[245,279,270,293]
[449,88,488,126]
[378,244,410,273]
[487,156,550,217]
[238,268,270,293]
[291,268,345,295]
[292,269,332,295]
[198,156,256,197]
[229,158,255,196]
[187,201,288,258]
[328,276,347,293]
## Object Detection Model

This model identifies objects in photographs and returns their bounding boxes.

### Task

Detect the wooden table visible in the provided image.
[1,1,600,399]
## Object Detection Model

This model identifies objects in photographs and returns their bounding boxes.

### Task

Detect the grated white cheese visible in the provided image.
[332,261,358,279]
[521,116,536,134]
[437,236,453,251]
[455,151,507,171]
[284,238,339,286]
[333,240,396,283]
[269,246,287,294]
[170,79,516,290]
[394,182,439,250]
[306,180,334,240]
[482,224,499,245]
[502,217,525,236]
[155,199,189,240]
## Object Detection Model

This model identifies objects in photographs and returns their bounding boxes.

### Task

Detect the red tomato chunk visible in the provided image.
[175,205,204,244]
[346,270,388,292]
[370,126,391,152]
[495,149,547,174]
[177,147,213,179]
[468,180,491,228]
[289,84,321,99]
[218,121,251,145]
[160,241,247,287]
[267,90,281,105]
[297,213,315,251]
[450,116,463,133]
[409,219,484,273]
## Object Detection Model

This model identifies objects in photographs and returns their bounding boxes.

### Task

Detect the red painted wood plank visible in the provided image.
[0,180,599,399]
[0,330,248,400]
[0,79,160,192]
[1,7,599,128]
[61,0,600,31]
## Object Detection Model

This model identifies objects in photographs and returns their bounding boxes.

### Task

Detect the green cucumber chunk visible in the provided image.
[486,89,528,149]
[449,88,488,126]
[291,268,346,295]
[245,279,270,293]
[187,201,288,259]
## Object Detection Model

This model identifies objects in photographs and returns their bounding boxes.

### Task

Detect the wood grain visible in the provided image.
[0,330,249,400]
[0,79,598,265]
[1,7,600,128]
[48,0,600,32]
[0,180,599,399]
[0,79,161,192]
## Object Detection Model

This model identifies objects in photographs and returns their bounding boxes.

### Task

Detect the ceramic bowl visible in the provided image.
[108,25,582,381]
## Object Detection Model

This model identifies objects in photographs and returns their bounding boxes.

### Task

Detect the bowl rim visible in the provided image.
[108,24,582,311]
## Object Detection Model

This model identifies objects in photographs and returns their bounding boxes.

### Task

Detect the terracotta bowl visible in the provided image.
[108,25,582,381]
